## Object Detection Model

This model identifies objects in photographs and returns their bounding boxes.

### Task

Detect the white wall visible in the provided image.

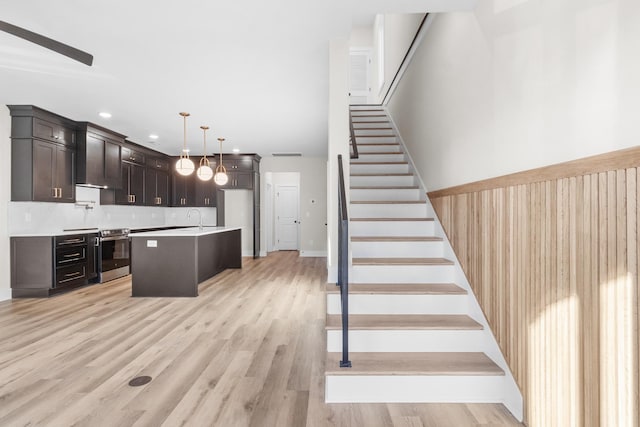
[372,14,425,103]
[387,0,640,191]
[223,190,253,256]
[349,25,373,47]
[0,106,11,301]
[327,38,350,283]
[260,157,327,257]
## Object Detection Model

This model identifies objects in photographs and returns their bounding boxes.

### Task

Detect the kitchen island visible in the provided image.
[130,226,241,297]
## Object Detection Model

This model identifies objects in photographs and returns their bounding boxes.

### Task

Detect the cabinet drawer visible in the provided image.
[55,234,88,247]
[33,118,74,146]
[56,246,87,267]
[122,147,146,164]
[55,263,87,288]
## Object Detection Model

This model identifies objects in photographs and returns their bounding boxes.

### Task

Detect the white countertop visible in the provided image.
[11,229,100,237]
[129,226,241,238]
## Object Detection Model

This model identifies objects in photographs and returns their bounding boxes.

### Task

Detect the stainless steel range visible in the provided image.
[98,228,130,283]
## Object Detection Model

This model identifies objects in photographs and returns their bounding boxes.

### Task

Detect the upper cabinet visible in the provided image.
[145,157,171,207]
[76,123,124,189]
[213,154,260,190]
[9,105,77,203]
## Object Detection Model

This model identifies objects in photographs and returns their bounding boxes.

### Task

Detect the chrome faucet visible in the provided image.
[187,208,203,230]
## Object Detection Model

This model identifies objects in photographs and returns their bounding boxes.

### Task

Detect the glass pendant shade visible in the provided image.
[176,156,195,176]
[176,112,194,176]
[214,170,228,185]
[197,164,214,181]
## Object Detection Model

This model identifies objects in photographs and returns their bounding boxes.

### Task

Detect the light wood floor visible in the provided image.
[0,252,522,426]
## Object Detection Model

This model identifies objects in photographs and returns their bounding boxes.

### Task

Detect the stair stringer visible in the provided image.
[384,109,524,422]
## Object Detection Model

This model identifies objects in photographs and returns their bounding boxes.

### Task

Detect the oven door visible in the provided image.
[99,236,130,282]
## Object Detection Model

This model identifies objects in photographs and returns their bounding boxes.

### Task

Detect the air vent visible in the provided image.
[272,152,302,157]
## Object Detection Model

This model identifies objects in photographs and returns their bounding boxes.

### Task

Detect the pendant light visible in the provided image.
[214,137,229,185]
[175,112,194,176]
[196,126,214,181]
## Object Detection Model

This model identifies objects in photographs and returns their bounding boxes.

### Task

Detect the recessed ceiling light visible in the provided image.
[99,112,112,119]
[149,134,159,140]
[232,148,240,153]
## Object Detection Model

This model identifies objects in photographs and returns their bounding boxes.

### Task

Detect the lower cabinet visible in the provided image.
[10,233,99,298]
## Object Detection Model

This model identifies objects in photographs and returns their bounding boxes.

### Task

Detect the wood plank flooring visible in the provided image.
[0,252,521,426]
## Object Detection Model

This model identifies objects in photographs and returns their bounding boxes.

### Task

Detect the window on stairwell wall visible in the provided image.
[375,14,385,96]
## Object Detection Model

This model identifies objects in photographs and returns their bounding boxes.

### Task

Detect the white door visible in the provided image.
[275,185,299,250]
[349,48,371,104]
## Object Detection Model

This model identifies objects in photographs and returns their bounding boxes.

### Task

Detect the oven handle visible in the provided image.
[99,236,130,242]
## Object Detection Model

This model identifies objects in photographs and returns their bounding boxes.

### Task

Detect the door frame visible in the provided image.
[349,47,372,104]
[266,172,300,253]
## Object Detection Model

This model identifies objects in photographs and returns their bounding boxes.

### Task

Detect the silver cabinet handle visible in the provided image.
[63,253,81,258]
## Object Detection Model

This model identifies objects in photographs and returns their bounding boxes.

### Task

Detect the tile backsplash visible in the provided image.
[8,186,216,234]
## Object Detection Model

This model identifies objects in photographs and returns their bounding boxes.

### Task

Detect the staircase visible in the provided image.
[325,106,522,417]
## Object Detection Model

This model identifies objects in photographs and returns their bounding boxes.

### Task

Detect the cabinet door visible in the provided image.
[195,179,216,207]
[84,134,105,186]
[32,140,56,201]
[172,174,195,206]
[115,163,131,204]
[55,145,75,203]
[104,141,121,189]
[144,168,157,206]
[156,171,170,206]
[33,118,74,146]
[130,163,145,205]
[234,172,254,189]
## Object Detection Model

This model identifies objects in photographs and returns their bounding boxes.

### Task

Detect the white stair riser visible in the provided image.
[351,265,454,283]
[326,294,466,315]
[350,163,409,174]
[350,188,422,201]
[352,153,406,162]
[351,111,387,117]
[357,144,402,153]
[325,376,505,403]
[351,221,435,236]
[350,203,428,218]
[355,136,397,144]
[350,106,384,111]
[326,330,483,352]
[351,240,443,258]
[350,175,415,187]
[354,129,395,136]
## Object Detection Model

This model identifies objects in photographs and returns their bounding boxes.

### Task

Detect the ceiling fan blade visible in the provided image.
[0,20,93,66]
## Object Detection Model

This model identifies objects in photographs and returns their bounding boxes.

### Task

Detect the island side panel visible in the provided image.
[131,236,198,297]
[196,229,242,283]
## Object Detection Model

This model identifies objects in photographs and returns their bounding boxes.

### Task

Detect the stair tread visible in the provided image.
[325,352,504,376]
[351,217,434,222]
[357,143,399,146]
[325,283,467,295]
[351,173,413,176]
[351,161,408,165]
[353,127,393,130]
[352,236,442,242]
[355,135,397,138]
[351,200,424,205]
[352,257,454,265]
[351,152,404,155]
[351,186,419,189]
[326,314,483,330]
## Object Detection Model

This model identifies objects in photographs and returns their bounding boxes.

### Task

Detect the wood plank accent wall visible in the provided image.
[428,149,639,427]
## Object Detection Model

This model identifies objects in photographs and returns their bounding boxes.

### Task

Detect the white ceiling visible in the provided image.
[0,0,475,157]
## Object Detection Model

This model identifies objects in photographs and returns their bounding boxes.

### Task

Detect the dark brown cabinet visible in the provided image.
[195,178,217,207]
[145,161,170,206]
[116,162,145,205]
[9,105,77,203]
[172,172,196,207]
[11,233,99,298]
[76,123,124,189]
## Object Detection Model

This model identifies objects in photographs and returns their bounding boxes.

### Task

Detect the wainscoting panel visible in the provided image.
[429,160,639,427]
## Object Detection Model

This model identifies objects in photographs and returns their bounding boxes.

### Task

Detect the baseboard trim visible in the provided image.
[0,288,12,302]
[300,250,327,257]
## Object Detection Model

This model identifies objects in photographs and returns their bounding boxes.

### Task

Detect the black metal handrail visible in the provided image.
[337,154,351,368]
[349,111,359,159]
